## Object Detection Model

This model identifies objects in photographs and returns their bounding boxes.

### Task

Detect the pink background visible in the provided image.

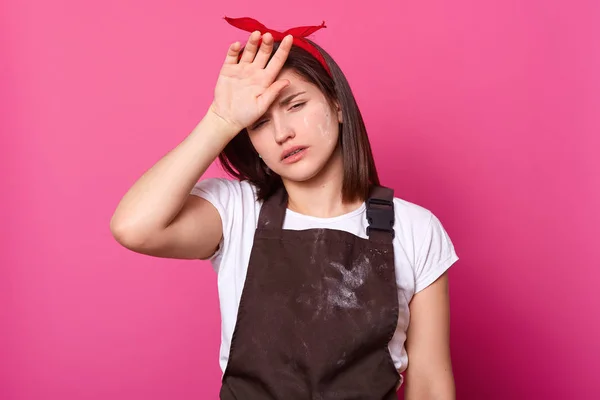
[2,0,599,399]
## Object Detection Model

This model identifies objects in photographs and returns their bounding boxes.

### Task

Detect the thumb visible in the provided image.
[257,79,290,112]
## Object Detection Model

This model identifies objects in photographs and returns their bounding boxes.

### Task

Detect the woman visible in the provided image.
[111,16,458,399]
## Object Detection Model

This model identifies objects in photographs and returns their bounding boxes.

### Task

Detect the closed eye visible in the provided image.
[251,119,268,130]
[290,102,306,110]
[250,102,306,130]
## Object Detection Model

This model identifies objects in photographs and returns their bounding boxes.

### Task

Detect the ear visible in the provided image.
[335,101,343,123]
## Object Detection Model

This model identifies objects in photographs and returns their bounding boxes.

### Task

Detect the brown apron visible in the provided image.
[220,185,400,399]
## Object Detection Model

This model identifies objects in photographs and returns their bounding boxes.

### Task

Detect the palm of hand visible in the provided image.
[209,32,293,134]
[213,63,272,130]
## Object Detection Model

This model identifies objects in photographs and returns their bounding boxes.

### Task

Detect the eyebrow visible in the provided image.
[278,91,306,106]
[250,91,308,129]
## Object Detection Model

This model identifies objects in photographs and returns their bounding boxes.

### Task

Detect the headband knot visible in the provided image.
[224,16,331,76]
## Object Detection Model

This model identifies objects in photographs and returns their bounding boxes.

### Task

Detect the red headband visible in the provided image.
[224,16,331,76]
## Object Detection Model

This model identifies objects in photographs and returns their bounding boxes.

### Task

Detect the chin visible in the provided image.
[275,161,333,184]
[276,170,320,183]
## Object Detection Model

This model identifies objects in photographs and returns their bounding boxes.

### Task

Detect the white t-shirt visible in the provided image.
[191,178,459,377]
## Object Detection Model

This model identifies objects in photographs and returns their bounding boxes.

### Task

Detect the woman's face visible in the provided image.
[247,69,343,183]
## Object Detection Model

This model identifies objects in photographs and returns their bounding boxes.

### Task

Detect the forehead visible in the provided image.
[276,69,319,94]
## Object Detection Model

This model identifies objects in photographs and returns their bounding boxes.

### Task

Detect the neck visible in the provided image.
[282,148,363,218]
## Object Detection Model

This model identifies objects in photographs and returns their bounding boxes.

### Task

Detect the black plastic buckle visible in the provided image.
[366,198,395,238]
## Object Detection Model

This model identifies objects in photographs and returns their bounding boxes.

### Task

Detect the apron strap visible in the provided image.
[257,186,288,230]
[366,185,395,243]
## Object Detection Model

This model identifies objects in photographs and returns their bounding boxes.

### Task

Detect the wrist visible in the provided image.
[186,109,240,154]
[204,105,244,139]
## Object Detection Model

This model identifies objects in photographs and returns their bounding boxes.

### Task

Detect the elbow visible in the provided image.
[110,216,150,251]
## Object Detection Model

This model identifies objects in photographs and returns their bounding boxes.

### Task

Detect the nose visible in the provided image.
[272,115,295,144]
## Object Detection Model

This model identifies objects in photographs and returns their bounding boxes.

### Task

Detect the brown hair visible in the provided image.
[218,39,380,203]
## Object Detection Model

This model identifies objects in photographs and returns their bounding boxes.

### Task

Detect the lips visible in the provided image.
[281,146,307,161]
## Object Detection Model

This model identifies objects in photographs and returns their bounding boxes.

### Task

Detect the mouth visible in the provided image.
[281,146,308,163]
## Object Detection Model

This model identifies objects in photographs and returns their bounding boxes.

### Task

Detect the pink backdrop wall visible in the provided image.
[2,0,599,399]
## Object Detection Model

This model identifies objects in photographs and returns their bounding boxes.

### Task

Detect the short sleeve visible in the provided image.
[413,213,459,293]
[189,178,234,270]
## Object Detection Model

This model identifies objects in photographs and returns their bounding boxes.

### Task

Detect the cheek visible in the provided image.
[300,103,336,144]
[249,130,282,167]
[248,131,269,156]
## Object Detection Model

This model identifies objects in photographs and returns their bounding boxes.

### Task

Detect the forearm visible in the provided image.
[110,111,236,237]
[404,369,455,400]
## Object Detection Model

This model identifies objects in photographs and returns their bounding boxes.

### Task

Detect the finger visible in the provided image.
[224,41,241,64]
[239,31,262,63]
[253,32,274,68]
[264,35,293,79]
[257,79,290,112]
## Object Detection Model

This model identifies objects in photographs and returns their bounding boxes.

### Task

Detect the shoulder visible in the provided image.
[392,195,455,253]
[391,195,458,292]
[190,178,263,270]
[190,178,262,228]
[191,177,258,202]
[392,196,435,236]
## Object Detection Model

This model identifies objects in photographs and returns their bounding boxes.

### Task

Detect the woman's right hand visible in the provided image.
[208,31,294,136]
[112,32,295,260]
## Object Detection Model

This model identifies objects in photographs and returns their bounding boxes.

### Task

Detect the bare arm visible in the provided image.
[110,32,293,259]
[110,113,235,259]
[403,272,455,400]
